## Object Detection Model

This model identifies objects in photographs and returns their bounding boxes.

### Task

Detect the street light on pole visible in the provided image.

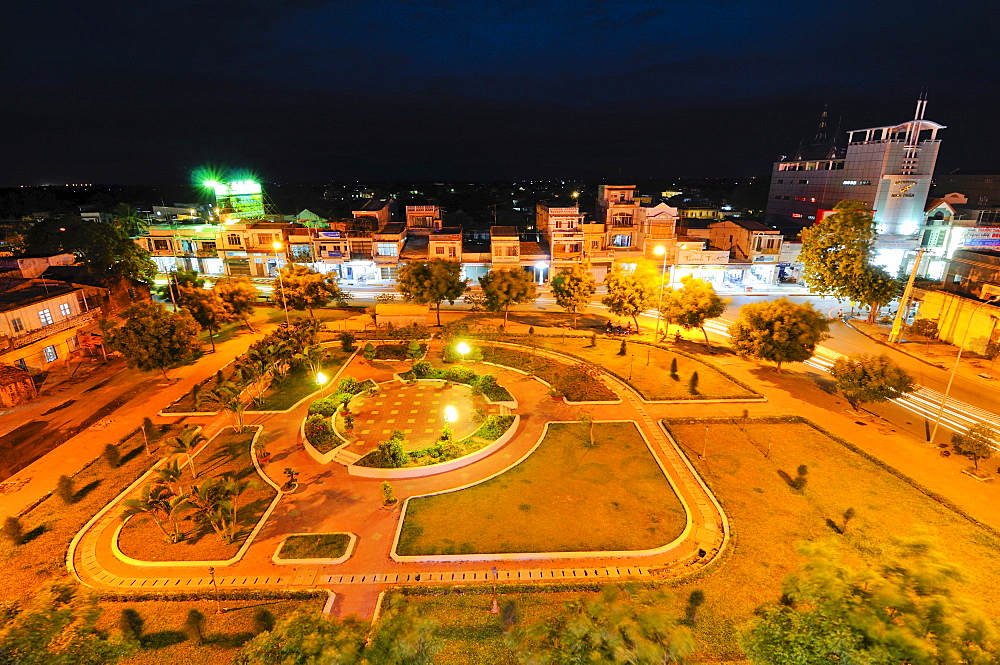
[208,566,222,613]
[653,245,668,342]
[272,241,291,327]
[930,295,1000,443]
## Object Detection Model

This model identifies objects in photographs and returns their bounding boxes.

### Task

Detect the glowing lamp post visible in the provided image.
[456,342,470,360]
[442,404,458,442]
[316,372,328,385]
[272,241,291,327]
[653,245,668,341]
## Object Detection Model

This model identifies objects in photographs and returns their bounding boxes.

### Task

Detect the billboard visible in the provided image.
[961,227,1000,248]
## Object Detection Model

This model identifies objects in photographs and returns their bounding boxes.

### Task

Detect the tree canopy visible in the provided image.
[104,301,201,379]
[550,264,596,329]
[799,200,898,323]
[514,585,695,664]
[830,353,915,411]
[111,203,149,237]
[397,259,467,326]
[602,264,657,330]
[952,422,997,472]
[659,276,727,346]
[214,277,259,331]
[275,265,350,316]
[480,268,537,325]
[742,539,1000,664]
[727,298,829,370]
[177,283,232,351]
[22,215,156,284]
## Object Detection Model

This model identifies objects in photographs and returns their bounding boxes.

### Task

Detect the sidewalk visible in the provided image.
[0,321,272,521]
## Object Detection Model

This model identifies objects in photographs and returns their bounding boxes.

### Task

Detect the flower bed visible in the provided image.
[372,342,427,360]
[478,345,617,402]
[250,351,352,411]
[356,414,516,468]
[399,363,513,402]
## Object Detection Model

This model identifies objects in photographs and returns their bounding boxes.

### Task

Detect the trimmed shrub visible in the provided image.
[379,432,408,468]
[412,360,433,378]
[618,340,627,356]
[688,371,699,395]
[407,340,422,359]
[670,358,678,380]
[382,481,397,506]
[472,415,515,441]
[444,367,477,384]
[102,443,121,469]
[308,397,340,417]
[362,342,376,361]
[339,331,356,351]
[1,517,23,545]
[337,377,360,395]
[56,475,75,505]
[909,318,938,339]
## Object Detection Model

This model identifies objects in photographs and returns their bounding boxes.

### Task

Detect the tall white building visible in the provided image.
[765,98,945,271]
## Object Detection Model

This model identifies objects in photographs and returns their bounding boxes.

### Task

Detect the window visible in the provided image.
[152,239,170,251]
[611,214,633,227]
[68,335,78,351]
[14,358,27,370]
[798,179,809,184]
[127,287,137,298]
[435,246,445,255]
[256,233,275,246]
[38,309,53,326]
[612,234,632,248]
[376,243,398,257]
[506,246,518,257]
[980,196,991,205]
[776,179,783,184]
[11,317,23,333]
[59,303,71,317]
[590,240,600,249]
[201,241,217,251]
[226,233,242,246]
[43,345,58,362]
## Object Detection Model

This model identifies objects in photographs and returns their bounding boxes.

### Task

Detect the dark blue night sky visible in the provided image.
[3,0,998,184]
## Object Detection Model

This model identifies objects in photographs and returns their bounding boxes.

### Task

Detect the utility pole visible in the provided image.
[888,249,925,343]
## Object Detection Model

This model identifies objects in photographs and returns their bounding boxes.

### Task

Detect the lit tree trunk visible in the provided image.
[701,326,711,348]
[436,301,442,326]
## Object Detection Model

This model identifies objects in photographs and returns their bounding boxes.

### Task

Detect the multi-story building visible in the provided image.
[352,198,396,227]
[766,98,945,271]
[0,278,106,372]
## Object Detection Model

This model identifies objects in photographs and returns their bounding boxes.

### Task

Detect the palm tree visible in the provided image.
[198,381,248,432]
[112,203,149,237]
[185,479,230,542]
[154,459,184,495]
[164,492,190,544]
[164,425,206,479]
[121,484,172,541]
[296,343,327,377]
[220,475,257,541]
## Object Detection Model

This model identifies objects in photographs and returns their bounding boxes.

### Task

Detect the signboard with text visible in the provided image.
[961,227,1000,248]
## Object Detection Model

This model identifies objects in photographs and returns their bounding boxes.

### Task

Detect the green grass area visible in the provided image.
[372,342,427,360]
[478,345,617,402]
[522,337,756,401]
[251,351,351,411]
[0,424,185,604]
[399,365,514,402]
[162,365,238,413]
[277,533,352,560]
[393,418,1000,662]
[397,421,686,555]
[117,428,276,562]
[94,597,323,665]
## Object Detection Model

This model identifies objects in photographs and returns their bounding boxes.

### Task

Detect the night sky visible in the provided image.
[4,0,998,186]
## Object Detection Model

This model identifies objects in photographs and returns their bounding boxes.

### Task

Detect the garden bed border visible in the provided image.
[271,532,357,566]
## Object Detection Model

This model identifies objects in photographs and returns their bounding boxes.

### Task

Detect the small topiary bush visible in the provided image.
[412,360,433,378]
[339,332,356,351]
[308,397,340,417]
[337,377,360,395]
[363,342,376,361]
[56,475,75,505]
[304,414,335,449]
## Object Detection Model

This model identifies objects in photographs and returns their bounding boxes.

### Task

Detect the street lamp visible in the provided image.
[456,342,470,359]
[272,241,291,327]
[653,245,668,341]
[316,371,328,385]
[930,295,1000,443]
[208,566,222,613]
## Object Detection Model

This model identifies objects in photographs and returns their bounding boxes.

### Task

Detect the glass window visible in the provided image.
[376,243,398,256]
[38,309,54,326]
[14,358,27,370]
[226,234,242,245]
[11,318,23,333]
[612,235,632,248]
[59,303,71,317]
[43,345,58,362]
[153,239,170,250]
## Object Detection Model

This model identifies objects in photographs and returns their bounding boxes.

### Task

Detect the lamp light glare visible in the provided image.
[653,245,666,256]
[444,405,458,423]
[273,241,283,250]
[316,372,328,384]
[456,342,470,355]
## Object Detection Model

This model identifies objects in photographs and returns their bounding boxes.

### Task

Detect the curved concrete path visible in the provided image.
[70,341,731,619]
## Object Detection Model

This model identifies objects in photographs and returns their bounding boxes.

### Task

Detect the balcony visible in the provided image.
[196,248,219,258]
[2,308,101,351]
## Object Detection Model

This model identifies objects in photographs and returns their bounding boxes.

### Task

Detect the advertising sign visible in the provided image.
[961,227,1000,248]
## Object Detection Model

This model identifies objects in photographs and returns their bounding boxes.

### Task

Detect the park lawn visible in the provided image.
[250,350,352,411]
[0,424,185,604]
[95,597,323,665]
[277,533,352,560]
[533,336,756,401]
[118,428,276,562]
[659,418,1000,661]
[478,345,618,402]
[397,422,686,555]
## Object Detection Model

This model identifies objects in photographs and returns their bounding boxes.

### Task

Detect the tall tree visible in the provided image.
[157,269,204,303]
[602,264,657,331]
[274,264,349,316]
[397,259,467,326]
[727,298,830,371]
[742,539,1000,664]
[799,200,899,323]
[658,276,727,347]
[103,302,201,380]
[120,484,172,542]
[23,214,156,283]
[163,425,206,479]
[514,585,695,664]
[197,380,248,432]
[479,268,537,325]
[214,277,259,332]
[177,283,232,352]
[0,582,133,664]
[830,353,916,411]
[952,422,997,472]
[550,264,596,329]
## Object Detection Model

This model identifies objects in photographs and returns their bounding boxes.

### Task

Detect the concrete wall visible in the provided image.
[917,289,1000,354]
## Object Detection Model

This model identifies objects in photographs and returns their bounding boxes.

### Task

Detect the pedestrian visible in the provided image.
[837,308,843,321]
